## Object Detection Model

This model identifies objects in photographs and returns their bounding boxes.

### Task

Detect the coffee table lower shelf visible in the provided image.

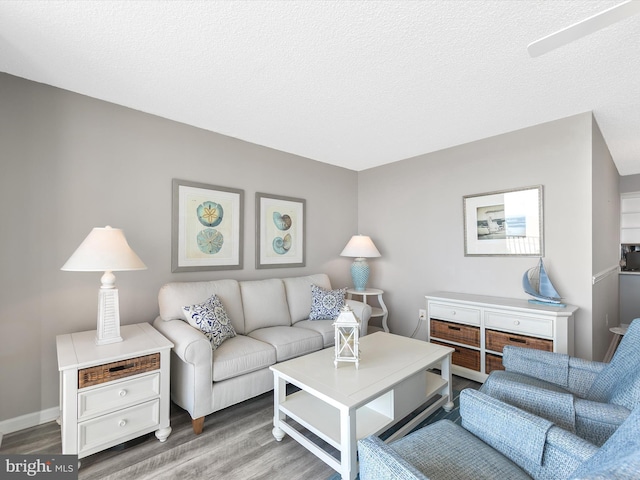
[273,371,449,477]
[279,389,393,450]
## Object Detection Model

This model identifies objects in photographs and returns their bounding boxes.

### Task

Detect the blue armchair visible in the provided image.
[480,318,640,446]
[357,389,640,480]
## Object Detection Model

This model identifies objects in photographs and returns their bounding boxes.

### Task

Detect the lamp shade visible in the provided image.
[61,226,146,345]
[340,235,381,258]
[61,226,146,272]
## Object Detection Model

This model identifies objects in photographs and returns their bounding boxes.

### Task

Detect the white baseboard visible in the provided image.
[0,406,59,437]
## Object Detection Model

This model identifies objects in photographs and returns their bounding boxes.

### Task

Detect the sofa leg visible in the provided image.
[192,416,205,435]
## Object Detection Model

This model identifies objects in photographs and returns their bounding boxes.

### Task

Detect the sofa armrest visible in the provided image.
[460,389,553,465]
[574,399,630,446]
[503,346,606,395]
[153,317,212,366]
[152,317,213,420]
[567,357,607,397]
[480,371,577,432]
[502,345,571,388]
[460,389,597,477]
[345,299,372,335]
[358,435,429,480]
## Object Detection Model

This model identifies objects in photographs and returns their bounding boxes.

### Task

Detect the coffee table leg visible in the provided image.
[272,373,286,441]
[441,352,454,412]
[339,407,358,480]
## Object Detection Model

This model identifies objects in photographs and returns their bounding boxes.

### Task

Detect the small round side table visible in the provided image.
[604,324,628,362]
[346,288,389,333]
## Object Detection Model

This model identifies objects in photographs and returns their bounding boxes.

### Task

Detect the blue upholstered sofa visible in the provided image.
[358,389,640,479]
[480,318,640,446]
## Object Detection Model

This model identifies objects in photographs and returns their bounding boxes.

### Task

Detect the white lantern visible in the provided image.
[334,305,360,368]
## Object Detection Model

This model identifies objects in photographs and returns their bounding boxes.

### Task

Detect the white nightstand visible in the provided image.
[346,288,389,333]
[56,323,173,461]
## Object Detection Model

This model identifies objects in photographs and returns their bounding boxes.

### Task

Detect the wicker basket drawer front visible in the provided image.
[486,329,553,353]
[485,311,553,338]
[78,372,160,419]
[432,340,480,371]
[430,319,480,347]
[79,353,160,388]
[485,353,505,374]
[430,303,481,326]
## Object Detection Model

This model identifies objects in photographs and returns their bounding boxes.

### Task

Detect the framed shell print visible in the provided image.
[256,193,305,268]
[172,179,244,272]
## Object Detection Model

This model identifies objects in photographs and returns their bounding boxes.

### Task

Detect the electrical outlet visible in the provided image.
[419,309,427,321]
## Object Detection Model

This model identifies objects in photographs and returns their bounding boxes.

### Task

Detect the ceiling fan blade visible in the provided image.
[528,0,640,57]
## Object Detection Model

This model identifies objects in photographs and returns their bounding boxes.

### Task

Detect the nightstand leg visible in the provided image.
[155,426,172,442]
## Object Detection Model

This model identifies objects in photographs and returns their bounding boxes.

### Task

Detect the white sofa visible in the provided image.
[152,273,372,434]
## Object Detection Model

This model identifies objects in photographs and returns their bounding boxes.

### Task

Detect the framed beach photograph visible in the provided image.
[256,193,305,268]
[172,179,244,272]
[463,185,543,256]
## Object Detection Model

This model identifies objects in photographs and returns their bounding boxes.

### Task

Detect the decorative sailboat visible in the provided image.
[523,258,565,307]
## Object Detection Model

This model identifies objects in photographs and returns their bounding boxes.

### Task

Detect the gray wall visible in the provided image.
[591,117,621,361]
[0,73,358,421]
[357,112,617,361]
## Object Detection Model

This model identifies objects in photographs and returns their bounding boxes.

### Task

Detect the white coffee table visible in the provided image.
[270,332,454,480]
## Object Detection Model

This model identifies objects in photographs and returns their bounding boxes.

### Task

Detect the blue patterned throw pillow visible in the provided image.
[309,284,347,320]
[183,294,236,350]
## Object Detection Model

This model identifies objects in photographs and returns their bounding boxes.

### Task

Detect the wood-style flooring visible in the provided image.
[1,375,480,480]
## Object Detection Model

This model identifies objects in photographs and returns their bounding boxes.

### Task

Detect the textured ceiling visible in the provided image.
[1,1,639,173]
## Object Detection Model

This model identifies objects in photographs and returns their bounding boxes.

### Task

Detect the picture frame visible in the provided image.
[256,193,305,268]
[463,185,543,257]
[172,179,244,272]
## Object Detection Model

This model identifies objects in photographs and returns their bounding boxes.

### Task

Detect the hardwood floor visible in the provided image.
[1,375,480,480]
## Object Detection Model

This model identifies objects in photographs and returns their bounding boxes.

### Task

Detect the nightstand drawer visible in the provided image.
[78,353,160,388]
[78,372,160,419]
[486,329,553,353]
[78,399,159,455]
[430,303,481,326]
[484,311,552,338]
[430,319,480,347]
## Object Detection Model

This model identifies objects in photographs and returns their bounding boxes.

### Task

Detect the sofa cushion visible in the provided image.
[182,294,236,351]
[158,279,246,334]
[309,284,347,320]
[248,326,323,362]
[240,279,291,333]
[283,274,332,323]
[293,320,335,348]
[212,334,276,382]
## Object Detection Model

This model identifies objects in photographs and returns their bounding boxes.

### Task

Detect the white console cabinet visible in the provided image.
[426,292,578,383]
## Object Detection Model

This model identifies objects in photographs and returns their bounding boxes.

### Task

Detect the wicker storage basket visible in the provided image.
[78,353,160,388]
[431,339,481,372]
[485,329,553,353]
[430,319,480,347]
[485,353,505,374]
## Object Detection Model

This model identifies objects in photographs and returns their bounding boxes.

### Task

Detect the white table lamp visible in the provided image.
[340,234,381,291]
[61,226,146,345]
